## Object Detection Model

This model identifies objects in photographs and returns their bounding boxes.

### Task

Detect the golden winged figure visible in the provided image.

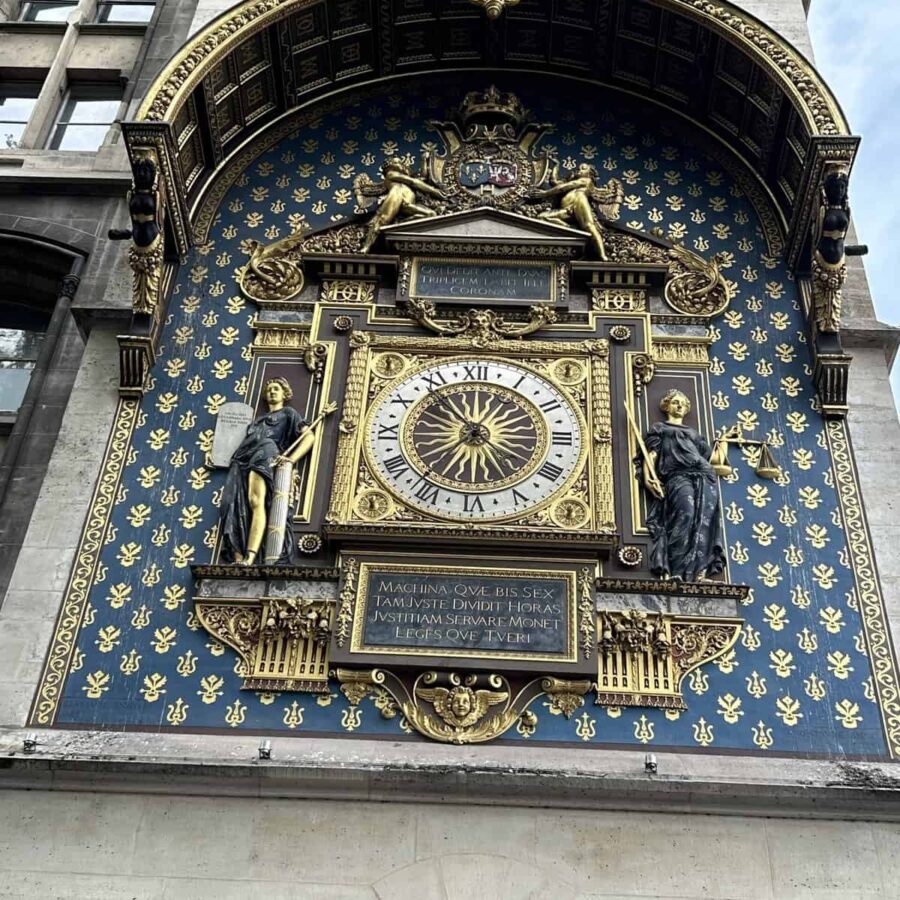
[353,157,447,253]
[415,684,508,729]
[533,162,624,261]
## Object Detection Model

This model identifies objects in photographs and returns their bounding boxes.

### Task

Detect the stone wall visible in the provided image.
[0,788,897,899]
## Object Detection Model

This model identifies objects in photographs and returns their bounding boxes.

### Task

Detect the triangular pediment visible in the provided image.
[380,206,590,253]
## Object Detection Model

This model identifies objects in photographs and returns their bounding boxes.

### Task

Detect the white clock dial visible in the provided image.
[364,357,586,522]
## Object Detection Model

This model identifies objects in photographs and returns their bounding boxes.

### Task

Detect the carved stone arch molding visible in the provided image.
[125,0,856,270]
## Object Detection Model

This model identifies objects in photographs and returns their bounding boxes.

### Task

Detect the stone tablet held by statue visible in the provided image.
[210,402,255,468]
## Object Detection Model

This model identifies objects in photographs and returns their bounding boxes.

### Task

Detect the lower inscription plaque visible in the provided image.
[349,561,577,662]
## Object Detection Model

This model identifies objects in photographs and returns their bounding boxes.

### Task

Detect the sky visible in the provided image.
[808,0,900,400]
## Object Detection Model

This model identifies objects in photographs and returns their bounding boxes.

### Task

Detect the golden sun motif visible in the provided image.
[406,385,546,491]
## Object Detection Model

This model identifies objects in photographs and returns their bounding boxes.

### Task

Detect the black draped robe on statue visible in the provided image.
[642,421,725,581]
[220,406,306,564]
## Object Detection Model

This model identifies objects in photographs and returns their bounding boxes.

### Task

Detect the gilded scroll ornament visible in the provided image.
[664,245,730,316]
[542,677,592,718]
[240,234,305,302]
[533,163,624,261]
[335,669,593,744]
[811,167,850,333]
[404,671,526,744]
[354,157,447,253]
[407,297,557,346]
[630,353,655,394]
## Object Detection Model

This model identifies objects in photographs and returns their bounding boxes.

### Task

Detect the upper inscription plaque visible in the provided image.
[411,259,554,304]
[348,560,578,663]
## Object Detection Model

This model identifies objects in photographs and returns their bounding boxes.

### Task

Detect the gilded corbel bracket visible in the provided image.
[785,136,859,273]
[194,596,333,692]
[629,352,655,395]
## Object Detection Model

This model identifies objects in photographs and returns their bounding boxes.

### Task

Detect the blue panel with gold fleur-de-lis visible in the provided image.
[46,74,893,758]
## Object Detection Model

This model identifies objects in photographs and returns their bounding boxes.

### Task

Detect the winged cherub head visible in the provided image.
[449,686,475,720]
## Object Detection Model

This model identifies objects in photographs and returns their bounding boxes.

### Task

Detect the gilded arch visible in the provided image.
[125,0,857,268]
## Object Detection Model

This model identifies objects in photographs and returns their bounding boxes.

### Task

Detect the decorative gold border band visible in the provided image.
[827,419,900,758]
[29,399,139,726]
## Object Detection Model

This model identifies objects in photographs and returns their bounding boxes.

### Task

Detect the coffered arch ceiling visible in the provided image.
[127,0,857,268]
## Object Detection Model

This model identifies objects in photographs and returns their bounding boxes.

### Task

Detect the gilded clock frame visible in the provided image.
[326,330,616,545]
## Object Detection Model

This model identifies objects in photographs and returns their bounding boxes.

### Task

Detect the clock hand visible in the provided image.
[425,387,470,426]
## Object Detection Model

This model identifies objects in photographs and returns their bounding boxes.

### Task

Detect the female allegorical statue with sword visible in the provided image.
[220,377,336,566]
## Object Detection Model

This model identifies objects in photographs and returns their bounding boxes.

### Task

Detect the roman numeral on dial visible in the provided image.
[414,481,440,504]
[463,495,484,513]
[538,461,564,481]
[384,455,409,477]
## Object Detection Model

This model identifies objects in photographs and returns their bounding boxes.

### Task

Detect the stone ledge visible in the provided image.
[1,728,899,820]
[842,317,900,368]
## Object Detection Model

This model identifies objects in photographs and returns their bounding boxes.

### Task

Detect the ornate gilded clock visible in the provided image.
[366,357,585,521]
[327,331,617,546]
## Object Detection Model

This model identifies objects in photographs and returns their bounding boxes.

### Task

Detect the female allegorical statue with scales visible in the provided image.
[634,389,728,582]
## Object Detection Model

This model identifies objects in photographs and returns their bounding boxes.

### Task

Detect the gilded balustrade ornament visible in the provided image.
[195,596,333,692]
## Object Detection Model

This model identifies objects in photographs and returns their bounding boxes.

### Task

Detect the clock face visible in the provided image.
[365,357,586,521]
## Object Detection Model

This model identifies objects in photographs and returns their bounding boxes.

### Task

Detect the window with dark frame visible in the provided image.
[0,82,42,149]
[95,0,155,23]
[48,84,122,151]
[19,1,77,22]
[0,311,49,417]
